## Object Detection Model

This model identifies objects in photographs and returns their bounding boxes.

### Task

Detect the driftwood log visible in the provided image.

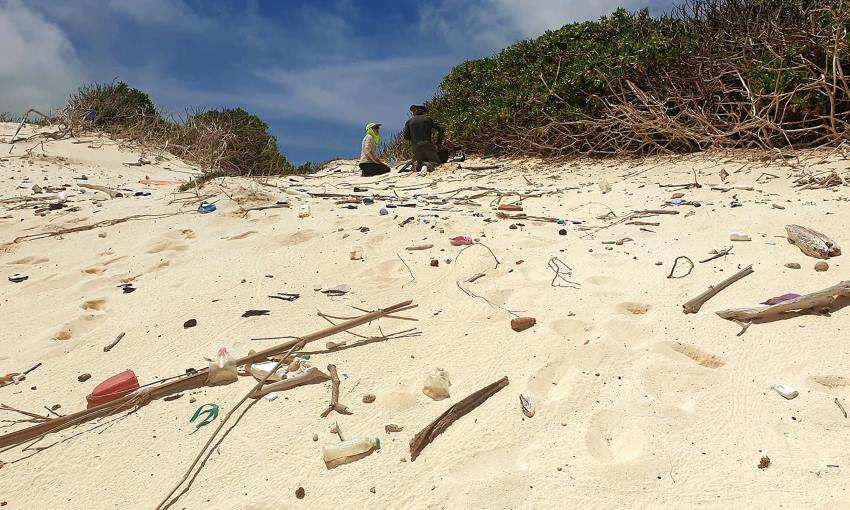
[716,281,850,322]
[682,264,754,314]
[786,224,841,259]
[0,300,415,449]
[410,376,509,461]
[79,183,124,198]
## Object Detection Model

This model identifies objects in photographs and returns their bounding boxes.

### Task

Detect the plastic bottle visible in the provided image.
[322,437,380,464]
[730,232,751,241]
[207,347,238,385]
[773,384,798,400]
[422,368,451,400]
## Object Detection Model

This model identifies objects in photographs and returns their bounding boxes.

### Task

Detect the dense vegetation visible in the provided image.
[40,82,305,185]
[416,0,850,157]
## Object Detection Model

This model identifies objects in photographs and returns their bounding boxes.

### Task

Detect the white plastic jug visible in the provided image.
[322,437,380,464]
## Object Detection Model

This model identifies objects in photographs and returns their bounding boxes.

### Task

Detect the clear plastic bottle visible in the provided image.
[207,347,238,385]
[422,368,451,400]
[322,437,380,463]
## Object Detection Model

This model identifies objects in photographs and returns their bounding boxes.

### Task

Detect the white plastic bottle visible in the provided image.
[730,232,751,241]
[322,437,380,463]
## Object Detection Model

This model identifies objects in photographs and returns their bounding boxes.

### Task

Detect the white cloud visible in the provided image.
[257,57,452,126]
[0,0,83,114]
[421,0,655,55]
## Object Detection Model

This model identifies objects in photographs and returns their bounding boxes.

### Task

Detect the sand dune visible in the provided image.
[1,123,849,508]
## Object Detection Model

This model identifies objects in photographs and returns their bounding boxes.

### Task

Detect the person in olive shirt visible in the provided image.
[403,104,446,173]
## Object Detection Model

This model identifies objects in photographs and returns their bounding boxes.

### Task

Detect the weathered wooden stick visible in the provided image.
[682,264,754,314]
[0,300,415,449]
[103,332,126,352]
[249,367,329,398]
[700,246,733,263]
[320,364,351,417]
[410,376,509,461]
[716,280,850,322]
[634,209,679,215]
[79,183,123,198]
[786,224,841,259]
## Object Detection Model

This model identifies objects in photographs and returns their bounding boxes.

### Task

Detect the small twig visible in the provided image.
[667,256,694,279]
[320,364,352,418]
[103,332,126,352]
[397,253,415,287]
[835,398,847,419]
[548,257,581,288]
[699,246,733,264]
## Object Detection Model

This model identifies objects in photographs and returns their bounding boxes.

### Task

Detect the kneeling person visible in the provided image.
[359,122,391,177]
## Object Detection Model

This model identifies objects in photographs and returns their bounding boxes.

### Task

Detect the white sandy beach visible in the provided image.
[1,123,850,509]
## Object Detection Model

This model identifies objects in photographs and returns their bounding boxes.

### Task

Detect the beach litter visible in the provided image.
[321,284,350,296]
[450,235,474,246]
[773,384,799,400]
[511,317,536,332]
[422,368,451,400]
[86,370,139,407]
[190,403,219,433]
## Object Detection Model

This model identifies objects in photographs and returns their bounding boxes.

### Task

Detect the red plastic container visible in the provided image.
[86,369,140,408]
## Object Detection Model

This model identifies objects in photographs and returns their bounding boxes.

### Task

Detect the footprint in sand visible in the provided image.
[378,391,418,412]
[665,341,725,369]
[525,358,578,402]
[227,230,258,240]
[585,275,618,287]
[585,410,645,463]
[279,229,318,246]
[616,301,651,315]
[80,298,107,312]
[809,375,850,394]
[10,255,49,265]
[54,312,108,341]
[549,318,593,339]
[145,238,189,254]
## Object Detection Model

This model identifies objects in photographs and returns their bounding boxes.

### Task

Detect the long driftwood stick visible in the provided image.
[410,376,509,461]
[716,280,850,322]
[249,367,330,398]
[320,364,351,417]
[682,264,753,314]
[79,183,124,198]
[0,300,415,450]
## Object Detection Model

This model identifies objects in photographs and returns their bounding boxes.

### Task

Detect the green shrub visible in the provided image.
[425,0,850,156]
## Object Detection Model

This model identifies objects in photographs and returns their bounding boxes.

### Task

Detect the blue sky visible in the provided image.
[1,0,672,163]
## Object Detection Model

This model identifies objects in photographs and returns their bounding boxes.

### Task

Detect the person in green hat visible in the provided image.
[359,122,391,177]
